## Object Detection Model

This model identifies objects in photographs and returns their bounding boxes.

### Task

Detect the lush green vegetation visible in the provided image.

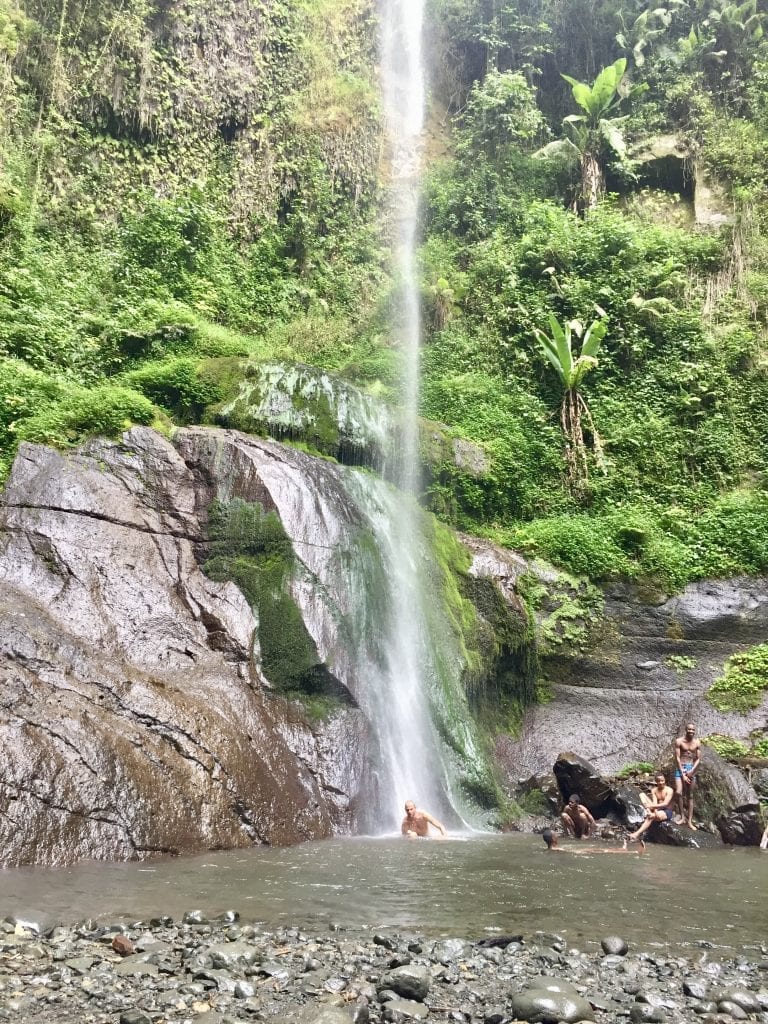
[204,498,344,704]
[707,643,768,713]
[2,0,768,599]
[419,0,768,589]
[615,761,655,778]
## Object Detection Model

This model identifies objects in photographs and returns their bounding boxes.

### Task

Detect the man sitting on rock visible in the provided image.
[561,794,596,839]
[628,773,674,842]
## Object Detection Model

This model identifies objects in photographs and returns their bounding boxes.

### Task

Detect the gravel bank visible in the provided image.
[2,913,768,1024]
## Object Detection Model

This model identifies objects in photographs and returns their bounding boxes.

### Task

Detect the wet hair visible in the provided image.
[542,828,555,848]
[568,794,580,804]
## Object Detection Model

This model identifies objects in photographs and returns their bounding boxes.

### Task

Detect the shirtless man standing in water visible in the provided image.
[674,723,701,828]
[401,800,447,839]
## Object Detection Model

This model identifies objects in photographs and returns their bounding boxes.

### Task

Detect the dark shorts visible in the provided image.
[662,807,674,820]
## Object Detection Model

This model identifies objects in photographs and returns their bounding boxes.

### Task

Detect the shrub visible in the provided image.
[122,357,227,421]
[702,735,750,761]
[707,644,768,714]
[14,385,156,447]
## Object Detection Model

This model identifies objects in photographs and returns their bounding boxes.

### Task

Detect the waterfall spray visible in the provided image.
[371,0,460,831]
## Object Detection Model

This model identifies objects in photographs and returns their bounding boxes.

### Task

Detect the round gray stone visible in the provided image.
[511,990,595,1023]
[601,936,629,956]
[382,965,430,1002]
[629,1006,666,1023]
[719,989,762,1013]
[717,1001,749,1019]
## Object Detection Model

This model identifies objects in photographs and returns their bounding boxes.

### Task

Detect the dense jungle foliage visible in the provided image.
[2,0,768,591]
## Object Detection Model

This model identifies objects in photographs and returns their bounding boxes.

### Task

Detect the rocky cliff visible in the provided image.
[463,540,768,785]
[0,424,511,865]
[0,427,375,865]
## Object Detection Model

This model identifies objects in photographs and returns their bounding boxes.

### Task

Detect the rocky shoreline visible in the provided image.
[2,913,767,1024]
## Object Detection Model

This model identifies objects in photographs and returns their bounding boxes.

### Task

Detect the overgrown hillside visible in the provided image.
[2,0,768,594]
[420,0,768,588]
[0,0,387,473]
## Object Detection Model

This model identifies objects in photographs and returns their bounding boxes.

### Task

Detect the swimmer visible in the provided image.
[674,723,701,828]
[401,800,447,839]
[542,828,645,854]
[561,794,596,839]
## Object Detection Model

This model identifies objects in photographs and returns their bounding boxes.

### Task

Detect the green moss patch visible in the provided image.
[702,735,750,761]
[707,643,768,714]
[204,497,341,702]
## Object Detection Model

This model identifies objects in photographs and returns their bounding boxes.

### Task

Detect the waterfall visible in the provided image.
[375,0,460,831]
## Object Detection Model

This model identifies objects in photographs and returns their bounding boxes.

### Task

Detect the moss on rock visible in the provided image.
[707,643,768,714]
[203,497,334,699]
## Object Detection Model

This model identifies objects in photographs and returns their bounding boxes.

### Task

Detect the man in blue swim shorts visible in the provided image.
[674,723,701,829]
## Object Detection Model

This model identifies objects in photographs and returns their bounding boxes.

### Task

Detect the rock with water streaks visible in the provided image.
[0,427,375,865]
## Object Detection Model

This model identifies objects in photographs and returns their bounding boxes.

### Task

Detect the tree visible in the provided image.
[535,57,643,211]
[532,310,608,494]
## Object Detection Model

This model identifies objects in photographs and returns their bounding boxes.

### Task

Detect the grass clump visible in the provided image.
[702,735,750,761]
[707,644,768,714]
[615,761,655,779]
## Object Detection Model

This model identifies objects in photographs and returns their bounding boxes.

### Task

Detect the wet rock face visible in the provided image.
[0,428,372,866]
[717,805,764,846]
[489,569,768,781]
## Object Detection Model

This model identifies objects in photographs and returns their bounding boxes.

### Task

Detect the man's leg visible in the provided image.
[685,782,696,829]
[561,813,575,837]
[575,810,591,838]
[673,775,685,823]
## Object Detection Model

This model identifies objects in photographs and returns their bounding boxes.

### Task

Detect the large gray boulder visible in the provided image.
[716,805,764,846]
[0,428,375,865]
[553,753,645,827]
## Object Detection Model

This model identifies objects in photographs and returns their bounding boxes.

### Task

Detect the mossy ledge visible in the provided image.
[203,497,350,714]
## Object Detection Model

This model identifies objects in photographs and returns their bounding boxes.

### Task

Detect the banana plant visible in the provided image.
[535,59,645,211]
[532,310,609,495]
[616,1,687,67]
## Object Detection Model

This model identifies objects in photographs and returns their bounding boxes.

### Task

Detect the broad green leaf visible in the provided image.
[549,313,573,381]
[533,138,581,163]
[589,58,626,116]
[570,81,593,113]
[533,329,568,384]
[582,319,608,358]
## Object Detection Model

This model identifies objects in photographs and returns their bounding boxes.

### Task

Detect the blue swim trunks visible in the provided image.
[675,762,694,780]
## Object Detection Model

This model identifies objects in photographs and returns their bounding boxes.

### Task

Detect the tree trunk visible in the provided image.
[580,150,604,211]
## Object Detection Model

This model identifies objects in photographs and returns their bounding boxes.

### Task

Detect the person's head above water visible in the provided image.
[404,800,416,818]
[542,828,559,849]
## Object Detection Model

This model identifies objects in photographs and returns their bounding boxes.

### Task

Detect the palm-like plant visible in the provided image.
[533,311,608,494]
[535,58,644,211]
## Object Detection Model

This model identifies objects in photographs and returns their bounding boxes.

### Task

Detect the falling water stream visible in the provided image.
[375,0,459,830]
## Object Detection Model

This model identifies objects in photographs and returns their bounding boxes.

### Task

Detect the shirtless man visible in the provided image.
[561,794,596,839]
[674,723,701,828]
[628,773,674,841]
[401,800,447,839]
